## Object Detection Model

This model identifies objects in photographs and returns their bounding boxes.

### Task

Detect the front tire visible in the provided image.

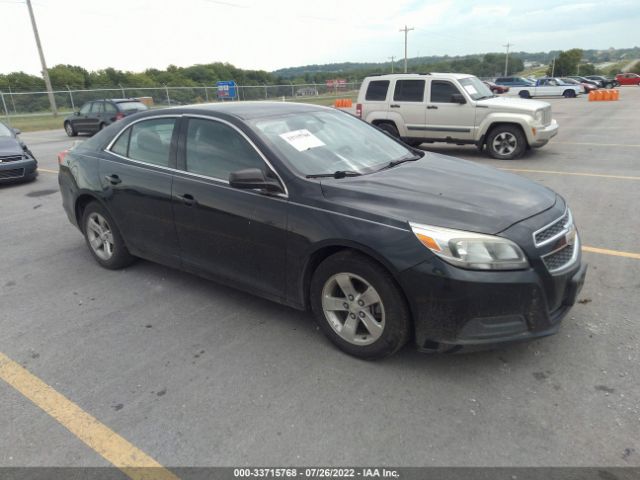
[82,202,135,270]
[310,251,410,359]
[64,122,77,137]
[563,89,576,98]
[519,90,531,99]
[486,125,526,160]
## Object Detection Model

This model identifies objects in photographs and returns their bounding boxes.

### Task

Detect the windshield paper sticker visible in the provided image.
[279,129,325,151]
[463,85,478,95]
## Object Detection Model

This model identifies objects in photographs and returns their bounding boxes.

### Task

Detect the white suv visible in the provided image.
[354,73,559,159]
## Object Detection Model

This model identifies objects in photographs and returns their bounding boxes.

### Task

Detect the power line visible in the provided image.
[399,25,414,73]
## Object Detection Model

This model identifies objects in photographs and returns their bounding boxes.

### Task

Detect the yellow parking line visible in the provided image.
[582,246,640,260]
[500,168,640,181]
[0,352,179,480]
[553,141,640,148]
[38,168,58,174]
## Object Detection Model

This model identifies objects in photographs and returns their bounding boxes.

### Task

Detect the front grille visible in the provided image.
[534,210,570,246]
[542,108,551,126]
[0,168,25,179]
[0,155,23,163]
[543,244,575,272]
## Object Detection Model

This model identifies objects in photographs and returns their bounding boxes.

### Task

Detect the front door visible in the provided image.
[172,116,288,299]
[425,79,476,141]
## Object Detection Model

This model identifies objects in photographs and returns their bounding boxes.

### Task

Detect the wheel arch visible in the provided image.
[479,117,531,147]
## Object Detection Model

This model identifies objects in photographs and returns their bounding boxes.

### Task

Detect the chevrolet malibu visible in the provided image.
[58,102,587,359]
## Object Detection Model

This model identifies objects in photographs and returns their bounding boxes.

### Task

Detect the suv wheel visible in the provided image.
[486,125,526,160]
[64,122,77,137]
[376,122,400,138]
[310,251,410,360]
[82,202,135,269]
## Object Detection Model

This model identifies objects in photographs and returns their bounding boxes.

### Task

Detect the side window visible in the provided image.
[110,128,131,157]
[91,102,104,113]
[104,102,118,114]
[430,81,462,103]
[127,118,176,167]
[365,80,390,101]
[79,103,91,115]
[185,118,265,180]
[393,80,425,102]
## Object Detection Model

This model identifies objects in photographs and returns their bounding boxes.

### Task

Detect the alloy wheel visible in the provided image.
[321,272,385,346]
[492,132,518,156]
[86,212,115,261]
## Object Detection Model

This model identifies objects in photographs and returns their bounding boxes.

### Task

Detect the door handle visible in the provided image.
[177,193,196,206]
[390,104,401,108]
[104,174,121,185]
[427,105,438,109]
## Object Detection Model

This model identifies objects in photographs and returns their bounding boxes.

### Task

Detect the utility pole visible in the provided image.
[26,0,57,116]
[399,25,414,73]
[551,57,556,77]
[503,42,513,76]
[388,56,396,73]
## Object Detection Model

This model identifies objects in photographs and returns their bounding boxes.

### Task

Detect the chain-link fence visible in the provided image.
[0,82,361,120]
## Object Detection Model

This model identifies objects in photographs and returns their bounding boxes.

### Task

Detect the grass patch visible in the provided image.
[3,113,68,132]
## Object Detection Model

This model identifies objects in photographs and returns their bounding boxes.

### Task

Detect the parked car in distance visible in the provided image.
[352,73,557,159]
[507,77,582,99]
[64,98,148,137]
[560,77,596,93]
[494,76,535,87]
[0,122,37,183]
[566,76,599,88]
[58,102,586,359]
[615,73,640,86]
[584,75,619,88]
[483,81,509,94]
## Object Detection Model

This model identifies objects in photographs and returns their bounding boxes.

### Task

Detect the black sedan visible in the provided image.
[58,102,587,359]
[0,122,37,183]
[64,98,148,137]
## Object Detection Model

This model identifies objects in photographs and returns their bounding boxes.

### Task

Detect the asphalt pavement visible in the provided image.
[1,88,639,469]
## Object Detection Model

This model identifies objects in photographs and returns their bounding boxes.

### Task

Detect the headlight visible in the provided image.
[534,110,544,123]
[410,223,529,270]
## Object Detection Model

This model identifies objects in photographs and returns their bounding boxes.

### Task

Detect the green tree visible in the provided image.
[547,49,583,76]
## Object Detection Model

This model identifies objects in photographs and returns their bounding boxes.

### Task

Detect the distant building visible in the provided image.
[296,87,319,97]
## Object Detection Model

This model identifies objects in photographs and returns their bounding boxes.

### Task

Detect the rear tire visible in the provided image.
[486,125,526,160]
[64,122,77,137]
[376,122,400,138]
[310,251,410,360]
[81,202,135,270]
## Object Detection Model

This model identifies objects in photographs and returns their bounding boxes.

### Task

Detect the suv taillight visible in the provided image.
[115,112,125,121]
[355,103,362,118]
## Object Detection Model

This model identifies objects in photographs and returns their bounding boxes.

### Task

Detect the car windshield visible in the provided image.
[459,77,493,100]
[249,109,415,176]
[117,102,148,112]
[0,123,13,137]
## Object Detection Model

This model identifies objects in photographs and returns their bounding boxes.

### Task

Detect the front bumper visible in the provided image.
[398,257,587,353]
[530,119,559,148]
[0,157,38,183]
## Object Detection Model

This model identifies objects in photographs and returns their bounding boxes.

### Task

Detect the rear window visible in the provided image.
[393,80,425,102]
[117,102,148,113]
[365,80,390,101]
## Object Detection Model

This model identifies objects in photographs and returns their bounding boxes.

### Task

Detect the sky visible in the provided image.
[1,0,639,75]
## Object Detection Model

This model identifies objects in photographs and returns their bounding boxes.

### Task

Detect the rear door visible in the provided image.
[104,101,119,124]
[424,79,476,141]
[389,79,426,137]
[100,116,181,266]
[73,102,93,132]
[172,115,288,299]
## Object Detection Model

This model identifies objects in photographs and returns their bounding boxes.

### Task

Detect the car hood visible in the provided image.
[476,96,549,113]
[319,153,557,235]
[0,136,23,156]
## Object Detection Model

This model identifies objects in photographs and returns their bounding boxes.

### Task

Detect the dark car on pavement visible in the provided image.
[58,102,587,359]
[64,98,148,137]
[584,75,619,88]
[0,122,37,183]
[494,76,535,87]
[483,81,509,94]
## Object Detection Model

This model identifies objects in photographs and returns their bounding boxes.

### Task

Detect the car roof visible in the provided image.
[88,98,144,103]
[363,72,474,81]
[141,101,331,121]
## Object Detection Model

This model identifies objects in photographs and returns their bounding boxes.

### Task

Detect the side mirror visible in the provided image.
[229,168,283,193]
[12,128,21,135]
[450,93,466,104]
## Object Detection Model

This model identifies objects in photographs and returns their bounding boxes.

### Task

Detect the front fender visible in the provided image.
[477,113,535,145]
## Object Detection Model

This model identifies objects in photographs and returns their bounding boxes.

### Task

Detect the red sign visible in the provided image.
[326,79,347,88]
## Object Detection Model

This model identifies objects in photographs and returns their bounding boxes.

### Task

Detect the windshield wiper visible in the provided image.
[375,154,422,172]
[306,170,362,179]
